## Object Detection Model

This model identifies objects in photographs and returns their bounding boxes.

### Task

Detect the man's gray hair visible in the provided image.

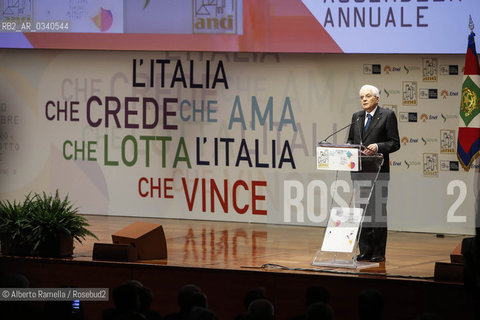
[359,84,380,97]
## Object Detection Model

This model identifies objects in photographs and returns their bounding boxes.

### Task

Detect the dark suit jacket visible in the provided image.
[347,106,400,177]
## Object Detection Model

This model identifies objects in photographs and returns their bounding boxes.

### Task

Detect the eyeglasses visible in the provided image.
[360,94,375,100]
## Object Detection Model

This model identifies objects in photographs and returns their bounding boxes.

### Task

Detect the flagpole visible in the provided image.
[457,15,480,171]
[470,15,480,233]
[470,15,480,235]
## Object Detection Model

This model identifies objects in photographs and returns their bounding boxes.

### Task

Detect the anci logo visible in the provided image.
[193,0,239,34]
[423,153,439,177]
[423,58,438,82]
[440,130,455,153]
[402,81,417,106]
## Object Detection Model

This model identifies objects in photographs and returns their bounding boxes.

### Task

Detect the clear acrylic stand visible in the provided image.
[311,206,379,270]
[312,144,383,269]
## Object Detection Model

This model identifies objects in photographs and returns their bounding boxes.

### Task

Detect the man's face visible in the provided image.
[360,89,379,113]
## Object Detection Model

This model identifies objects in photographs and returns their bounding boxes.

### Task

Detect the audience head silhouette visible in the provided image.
[243,288,266,309]
[179,284,205,313]
[247,298,274,320]
[306,302,334,320]
[103,280,160,320]
[187,306,216,320]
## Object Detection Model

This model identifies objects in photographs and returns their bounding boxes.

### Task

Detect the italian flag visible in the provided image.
[458,32,480,171]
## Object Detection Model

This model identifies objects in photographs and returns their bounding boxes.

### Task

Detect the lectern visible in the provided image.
[312,143,384,269]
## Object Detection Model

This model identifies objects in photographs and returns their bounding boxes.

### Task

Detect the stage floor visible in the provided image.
[76,215,464,279]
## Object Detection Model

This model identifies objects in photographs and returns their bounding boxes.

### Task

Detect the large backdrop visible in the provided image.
[0,50,477,235]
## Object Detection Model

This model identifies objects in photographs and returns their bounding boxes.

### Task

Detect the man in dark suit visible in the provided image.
[347,84,400,263]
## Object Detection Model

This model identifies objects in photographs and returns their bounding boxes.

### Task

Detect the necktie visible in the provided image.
[364,114,372,132]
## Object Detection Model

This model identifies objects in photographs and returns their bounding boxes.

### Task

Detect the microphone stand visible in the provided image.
[318,118,361,145]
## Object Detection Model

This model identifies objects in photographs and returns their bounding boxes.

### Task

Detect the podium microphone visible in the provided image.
[318,118,360,145]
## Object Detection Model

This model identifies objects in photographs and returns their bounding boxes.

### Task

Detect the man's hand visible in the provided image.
[363,143,378,155]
